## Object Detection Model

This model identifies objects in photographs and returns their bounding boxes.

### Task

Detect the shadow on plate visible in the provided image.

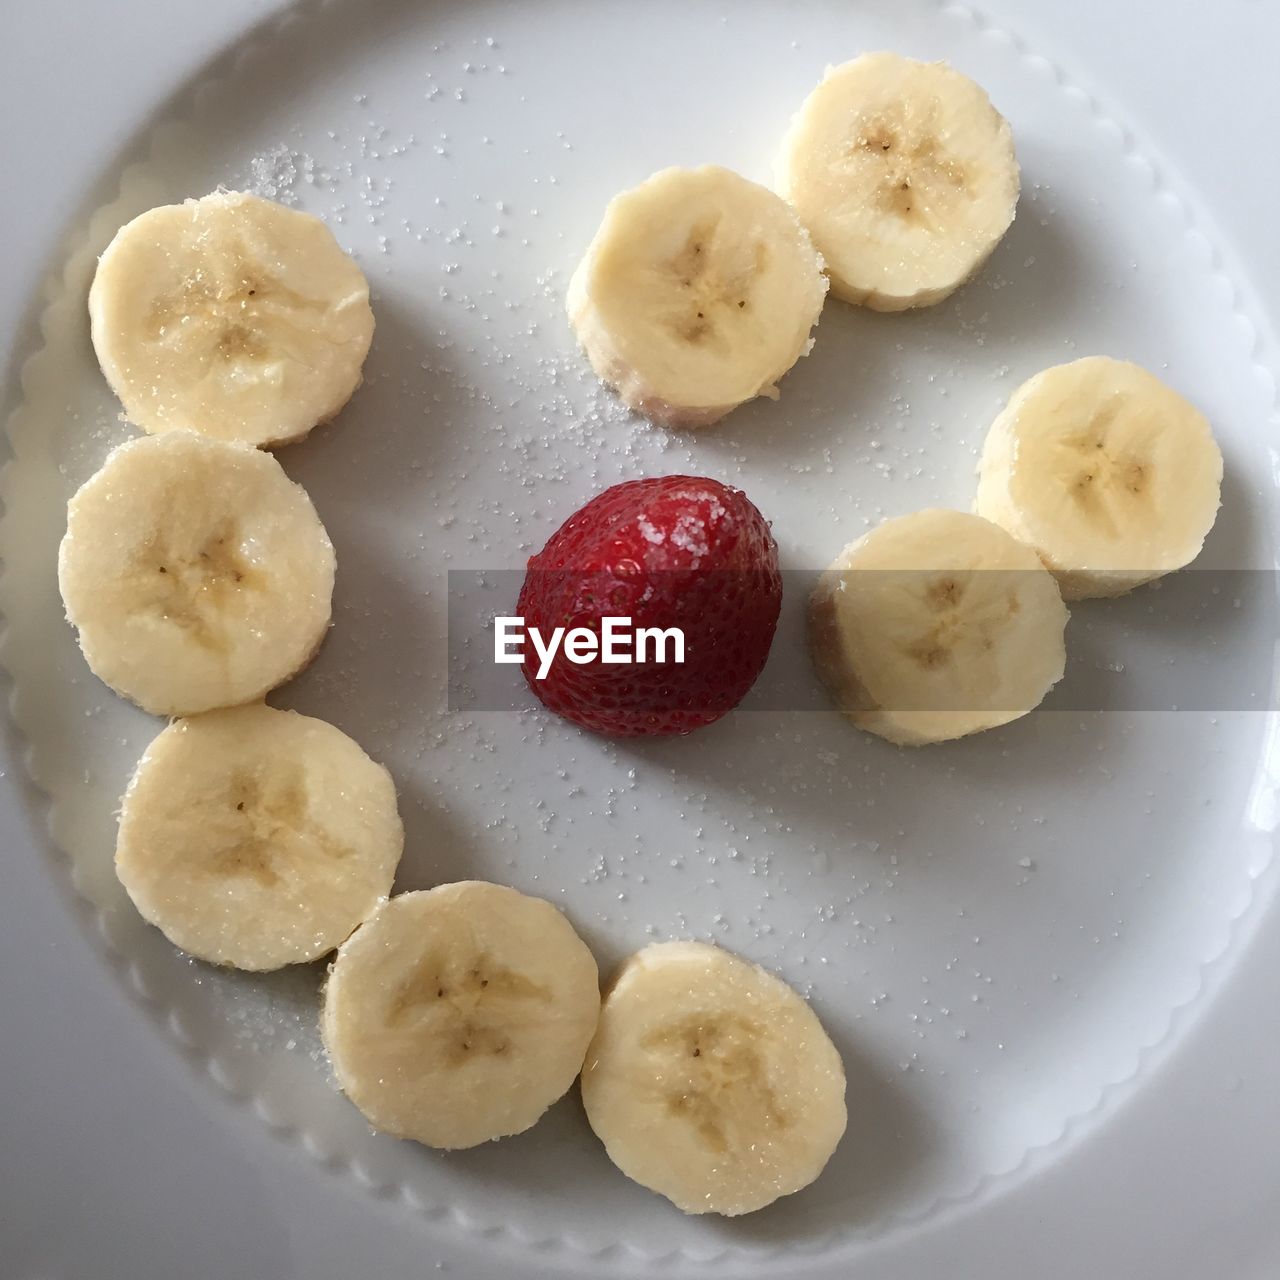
[679,168,1085,473]
[436,1024,934,1248]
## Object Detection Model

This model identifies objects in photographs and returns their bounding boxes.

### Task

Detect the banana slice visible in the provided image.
[116,704,403,971]
[975,356,1223,599]
[777,52,1019,310]
[567,165,828,428]
[580,940,846,1216]
[322,883,601,1150]
[58,431,335,716]
[89,190,374,447]
[809,509,1067,745]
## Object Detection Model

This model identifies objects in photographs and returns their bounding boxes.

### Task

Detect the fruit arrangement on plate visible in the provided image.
[57,52,1221,1216]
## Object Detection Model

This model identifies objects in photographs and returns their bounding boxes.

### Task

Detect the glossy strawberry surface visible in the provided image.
[516,476,783,736]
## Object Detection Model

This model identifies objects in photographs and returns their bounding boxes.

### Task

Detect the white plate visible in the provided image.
[3,0,1280,1275]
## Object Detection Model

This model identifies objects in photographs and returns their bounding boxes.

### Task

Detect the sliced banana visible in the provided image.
[580,940,846,1217]
[777,52,1019,310]
[58,431,335,716]
[809,509,1067,745]
[89,190,374,447]
[116,704,403,971]
[975,356,1223,599]
[322,883,601,1150]
[568,164,828,428]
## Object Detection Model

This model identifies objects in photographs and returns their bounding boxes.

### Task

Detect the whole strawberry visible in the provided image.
[516,476,782,736]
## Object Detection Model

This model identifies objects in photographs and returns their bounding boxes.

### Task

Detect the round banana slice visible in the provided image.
[322,883,601,1150]
[58,431,335,716]
[567,164,828,428]
[777,52,1019,311]
[975,356,1223,599]
[580,940,846,1217]
[116,704,403,971]
[809,509,1068,745]
[89,190,374,447]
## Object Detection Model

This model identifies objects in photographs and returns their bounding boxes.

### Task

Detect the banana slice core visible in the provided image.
[975,357,1223,598]
[778,52,1019,310]
[322,883,601,1150]
[58,431,335,715]
[89,190,374,446]
[809,509,1068,745]
[568,165,828,428]
[115,704,403,971]
[581,940,846,1216]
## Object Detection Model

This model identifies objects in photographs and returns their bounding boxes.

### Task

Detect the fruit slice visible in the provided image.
[89,190,374,447]
[516,475,783,737]
[777,52,1019,310]
[808,509,1067,745]
[322,883,600,1150]
[975,356,1223,599]
[115,703,402,971]
[58,431,335,715]
[580,940,846,1216]
[567,165,828,428]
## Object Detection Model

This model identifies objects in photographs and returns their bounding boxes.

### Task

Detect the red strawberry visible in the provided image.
[516,475,782,736]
